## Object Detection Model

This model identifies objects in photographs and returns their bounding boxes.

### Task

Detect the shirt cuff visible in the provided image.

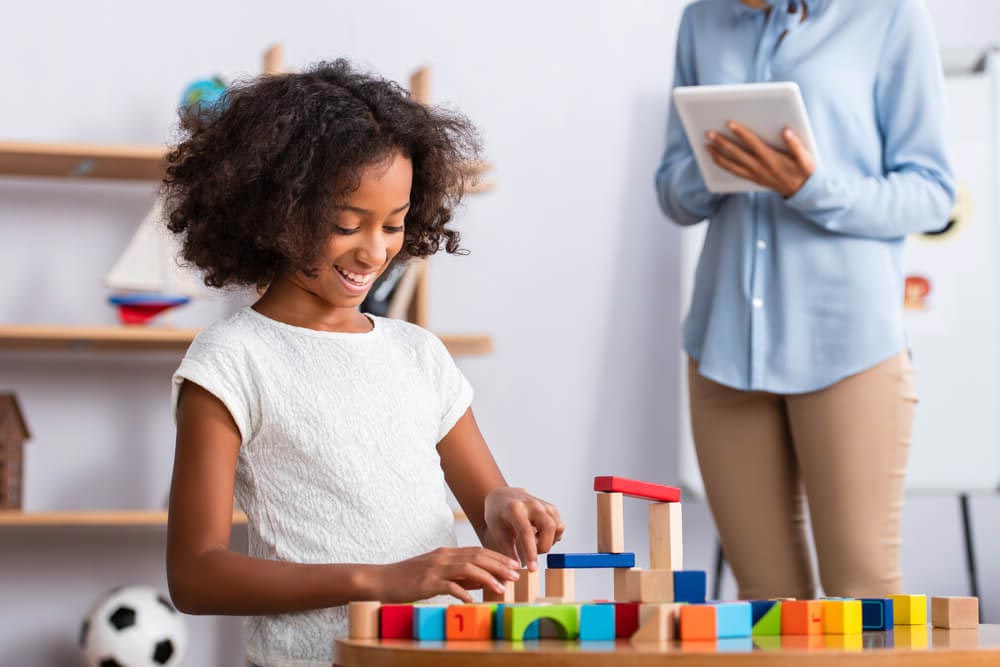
[784,166,828,212]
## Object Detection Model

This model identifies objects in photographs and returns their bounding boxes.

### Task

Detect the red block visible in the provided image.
[593,476,681,503]
[613,602,640,638]
[379,604,414,639]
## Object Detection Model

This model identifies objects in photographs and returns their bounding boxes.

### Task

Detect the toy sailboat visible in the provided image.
[105,197,203,325]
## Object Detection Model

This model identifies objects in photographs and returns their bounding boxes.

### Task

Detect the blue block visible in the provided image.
[715,602,752,638]
[860,598,894,630]
[750,600,777,625]
[673,570,706,604]
[579,604,616,641]
[546,552,635,569]
[412,606,446,641]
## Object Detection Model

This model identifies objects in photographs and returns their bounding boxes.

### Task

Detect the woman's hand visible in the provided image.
[705,121,816,198]
[375,547,521,604]
[482,487,565,571]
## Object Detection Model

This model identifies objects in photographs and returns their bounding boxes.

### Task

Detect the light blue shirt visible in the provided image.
[656,0,955,393]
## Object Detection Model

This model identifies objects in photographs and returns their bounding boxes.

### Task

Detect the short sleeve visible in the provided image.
[427,335,474,442]
[171,333,256,445]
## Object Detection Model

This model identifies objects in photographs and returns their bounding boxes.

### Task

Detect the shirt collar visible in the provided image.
[731,0,826,23]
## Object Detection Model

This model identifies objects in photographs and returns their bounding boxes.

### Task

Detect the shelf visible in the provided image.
[0,324,492,356]
[0,509,467,527]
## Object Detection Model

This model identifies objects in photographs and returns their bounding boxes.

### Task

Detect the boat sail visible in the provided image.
[105,197,203,324]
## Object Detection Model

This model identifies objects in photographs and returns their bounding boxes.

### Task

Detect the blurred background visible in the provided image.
[1,1,998,664]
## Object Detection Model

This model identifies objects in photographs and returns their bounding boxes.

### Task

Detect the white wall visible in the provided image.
[0,1,997,664]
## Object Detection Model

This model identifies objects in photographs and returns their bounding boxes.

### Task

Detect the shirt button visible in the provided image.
[752,297,764,309]
[757,240,767,250]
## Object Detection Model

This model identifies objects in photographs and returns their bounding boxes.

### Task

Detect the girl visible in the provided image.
[164,60,563,667]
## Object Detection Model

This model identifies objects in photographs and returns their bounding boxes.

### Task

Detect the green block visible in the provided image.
[503,604,580,641]
[752,602,782,636]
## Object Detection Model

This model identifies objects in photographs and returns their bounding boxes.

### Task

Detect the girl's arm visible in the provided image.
[167,382,519,615]
[438,408,565,571]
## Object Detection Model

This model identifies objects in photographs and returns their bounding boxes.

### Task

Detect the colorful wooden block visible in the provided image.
[597,492,625,553]
[494,603,508,639]
[579,604,616,641]
[931,596,979,629]
[823,599,862,634]
[503,604,580,640]
[750,600,781,636]
[648,501,683,570]
[446,604,493,640]
[545,568,575,600]
[890,594,927,625]
[547,552,635,569]
[348,601,381,639]
[630,603,681,642]
[514,568,540,602]
[715,601,752,638]
[673,570,706,604]
[623,568,674,603]
[483,580,515,603]
[679,604,716,641]
[593,476,682,502]
[781,600,824,635]
[612,602,640,638]
[413,605,446,640]
[860,598,894,630]
[379,604,414,639]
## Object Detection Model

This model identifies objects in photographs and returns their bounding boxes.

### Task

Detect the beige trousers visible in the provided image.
[687,352,917,600]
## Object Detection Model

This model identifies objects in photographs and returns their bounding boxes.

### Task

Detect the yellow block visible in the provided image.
[823,599,862,634]
[890,594,928,625]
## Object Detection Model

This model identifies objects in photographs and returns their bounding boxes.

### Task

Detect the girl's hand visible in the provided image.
[483,487,565,571]
[377,547,521,604]
[705,121,816,198]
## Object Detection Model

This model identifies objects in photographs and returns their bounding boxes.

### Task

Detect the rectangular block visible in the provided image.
[750,600,781,636]
[824,599,862,634]
[446,604,493,640]
[631,603,681,642]
[673,570,706,604]
[494,603,507,639]
[614,567,635,602]
[597,492,625,553]
[890,594,927,626]
[680,604,717,641]
[483,580,515,603]
[580,603,616,641]
[781,600,824,635]
[860,598,894,630]
[413,605,447,640]
[594,476,681,502]
[547,552,635,569]
[612,601,640,638]
[504,603,580,641]
[514,568,540,602]
[348,601,381,639]
[648,501,683,570]
[715,601,752,638]
[379,604,414,639]
[623,568,674,603]
[545,568,575,601]
[931,596,979,629]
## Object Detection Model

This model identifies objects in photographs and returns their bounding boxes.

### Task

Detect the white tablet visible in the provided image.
[672,82,820,194]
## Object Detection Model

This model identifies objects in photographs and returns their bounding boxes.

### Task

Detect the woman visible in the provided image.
[656,0,954,599]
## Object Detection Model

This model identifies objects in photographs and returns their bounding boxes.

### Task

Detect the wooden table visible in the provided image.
[335,625,1000,666]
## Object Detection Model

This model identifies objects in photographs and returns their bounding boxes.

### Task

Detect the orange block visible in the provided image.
[446,604,493,640]
[680,604,717,641]
[781,600,824,635]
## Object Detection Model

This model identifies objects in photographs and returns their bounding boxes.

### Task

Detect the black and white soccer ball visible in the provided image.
[79,585,187,667]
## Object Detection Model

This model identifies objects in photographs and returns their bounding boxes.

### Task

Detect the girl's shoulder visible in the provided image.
[182,307,264,363]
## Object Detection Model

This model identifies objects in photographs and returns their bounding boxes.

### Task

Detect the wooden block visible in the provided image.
[580,604,616,641]
[379,604,414,639]
[547,552,635,569]
[348,601,381,639]
[613,602,640,638]
[679,604,717,641]
[504,604,580,641]
[823,599,862,634]
[630,603,681,642]
[623,568,674,603]
[545,568,575,600]
[673,570,706,604]
[597,492,625,553]
[750,600,781,636]
[781,600,824,635]
[890,594,928,625]
[860,598,894,630]
[931,596,979,629]
[593,476,681,502]
[648,502,683,570]
[715,602,752,638]
[614,567,636,602]
[483,580,515,603]
[412,605,447,640]
[446,604,493,640]
[514,568,540,602]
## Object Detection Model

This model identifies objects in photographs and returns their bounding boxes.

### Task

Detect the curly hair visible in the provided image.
[162,59,481,289]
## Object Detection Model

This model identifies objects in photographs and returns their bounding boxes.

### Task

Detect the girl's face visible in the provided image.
[292,151,412,309]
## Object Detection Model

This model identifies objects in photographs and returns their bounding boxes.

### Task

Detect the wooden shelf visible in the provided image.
[0,509,466,527]
[0,324,492,356]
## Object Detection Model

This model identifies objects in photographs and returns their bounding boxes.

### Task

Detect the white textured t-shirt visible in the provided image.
[170,306,472,667]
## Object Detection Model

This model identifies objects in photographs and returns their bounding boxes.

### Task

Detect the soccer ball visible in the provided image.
[80,586,187,667]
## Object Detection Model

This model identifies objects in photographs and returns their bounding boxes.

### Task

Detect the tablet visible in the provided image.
[672,82,821,194]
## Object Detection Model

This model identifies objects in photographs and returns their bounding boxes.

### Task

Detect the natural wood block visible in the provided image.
[514,568,540,602]
[483,580,514,603]
[648,502,683,570]
[931,596,979,629]
[446,604,493,640]
[614,567,637,602]
[348,601,381,639]
[624,568,674,603]
[545,568,575,600]
[631,603,682,642]
[597,492,625,553]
